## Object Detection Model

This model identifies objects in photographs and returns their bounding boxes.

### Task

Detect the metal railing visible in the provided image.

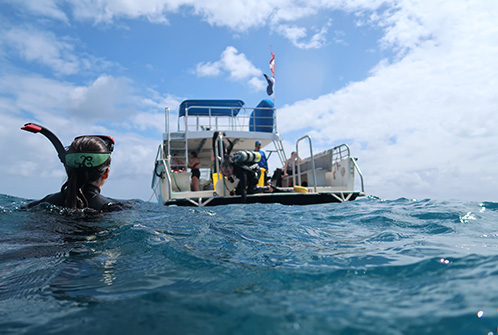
[351,157,365,193]
[214,133,227,196]
[177,105,277,133]
[151,143,172,201]
[295,135,317,192]
[332,144,351,163]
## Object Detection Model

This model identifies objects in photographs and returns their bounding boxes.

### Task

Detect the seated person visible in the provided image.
[283,151,302,177]
[171,153,185,171]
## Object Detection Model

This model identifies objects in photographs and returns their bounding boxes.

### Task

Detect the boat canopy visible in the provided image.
[179,100,245,117]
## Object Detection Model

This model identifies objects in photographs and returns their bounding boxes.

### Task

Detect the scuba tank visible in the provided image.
[229,150,261,165]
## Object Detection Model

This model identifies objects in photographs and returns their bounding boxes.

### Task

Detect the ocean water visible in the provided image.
[1,195,498,334]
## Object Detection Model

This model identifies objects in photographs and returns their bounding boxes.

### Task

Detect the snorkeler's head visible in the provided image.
[62,136,114,209]
[65,136,113,175]
[65,135,114,170]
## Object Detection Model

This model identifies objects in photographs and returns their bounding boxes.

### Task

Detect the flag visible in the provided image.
[263,74,275,96]
[269,52,275,77]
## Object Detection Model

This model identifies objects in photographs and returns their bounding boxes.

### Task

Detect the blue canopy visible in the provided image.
[179,100,244,117]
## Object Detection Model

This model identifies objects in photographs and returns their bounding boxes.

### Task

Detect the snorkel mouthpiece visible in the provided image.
[21,124,42,133]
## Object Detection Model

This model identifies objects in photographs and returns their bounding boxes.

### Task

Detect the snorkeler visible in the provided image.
[22,123,124,211]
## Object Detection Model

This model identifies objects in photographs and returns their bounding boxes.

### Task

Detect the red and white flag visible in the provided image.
[269,52,275,77]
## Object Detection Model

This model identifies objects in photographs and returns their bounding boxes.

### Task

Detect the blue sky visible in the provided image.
[1,0,497,202]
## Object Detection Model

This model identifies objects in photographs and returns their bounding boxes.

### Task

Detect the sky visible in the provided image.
[1,0,497,202]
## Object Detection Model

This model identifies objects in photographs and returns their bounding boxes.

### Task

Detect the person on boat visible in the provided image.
[254,140,268,185]
[221,163,260,202]
[283,151,302,177]
[221,151,261,202]
[26,135,124,211]
[188,151,201,191]
[171,153,185,172]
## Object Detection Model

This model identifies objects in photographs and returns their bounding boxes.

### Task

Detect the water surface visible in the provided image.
[1,195,498,334]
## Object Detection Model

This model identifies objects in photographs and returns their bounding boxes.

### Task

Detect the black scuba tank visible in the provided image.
[229,150,261,165]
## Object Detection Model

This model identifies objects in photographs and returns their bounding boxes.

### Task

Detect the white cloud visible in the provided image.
[6,0,69,22]
[220,46,261,80]
[194,46,265,91]
[0,71,176,201]
[0,26,117,76]
[67,75,136,119]
[0,73,138,121]
[66,0,176,24]
[6,0,366,48]
[195,61,222,77]
[185,0,277,31]
[276,23,331,49]
[278,0,498,201]
[2,28,79,75]
[248,77,266,92]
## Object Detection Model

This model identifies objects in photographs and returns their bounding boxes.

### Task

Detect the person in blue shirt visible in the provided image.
[254,140,268,185]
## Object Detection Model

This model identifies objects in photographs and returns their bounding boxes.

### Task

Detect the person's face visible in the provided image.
[221,165,233,176]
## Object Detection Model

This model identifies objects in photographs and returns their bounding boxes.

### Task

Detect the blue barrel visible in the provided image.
[249,99,274,132]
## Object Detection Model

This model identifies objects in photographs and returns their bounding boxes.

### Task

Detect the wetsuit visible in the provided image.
[232,164,260,202]
[26,184,125,211]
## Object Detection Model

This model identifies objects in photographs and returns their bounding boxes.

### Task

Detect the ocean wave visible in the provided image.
[2,194,498,334]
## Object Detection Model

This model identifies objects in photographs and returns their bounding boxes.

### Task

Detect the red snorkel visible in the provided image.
[21,123,67,165]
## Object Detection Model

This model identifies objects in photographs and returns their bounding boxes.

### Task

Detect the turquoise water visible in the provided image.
[1,195,498,334]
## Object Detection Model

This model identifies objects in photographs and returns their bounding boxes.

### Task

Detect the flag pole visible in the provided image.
[269,52,275,107]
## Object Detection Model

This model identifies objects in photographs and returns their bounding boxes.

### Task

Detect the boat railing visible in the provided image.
[286,142,364,193]
[330,144,364,192]
[331,144,350,163]
[152,142,172,200]
[295,135,317,192]
[214,133,227,196]
[175,105,277,133]
[352,156,365,193]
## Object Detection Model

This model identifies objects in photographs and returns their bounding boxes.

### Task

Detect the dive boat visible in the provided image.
[151,99,365,206]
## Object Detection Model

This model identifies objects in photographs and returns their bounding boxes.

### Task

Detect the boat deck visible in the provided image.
[164,189,366,207]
